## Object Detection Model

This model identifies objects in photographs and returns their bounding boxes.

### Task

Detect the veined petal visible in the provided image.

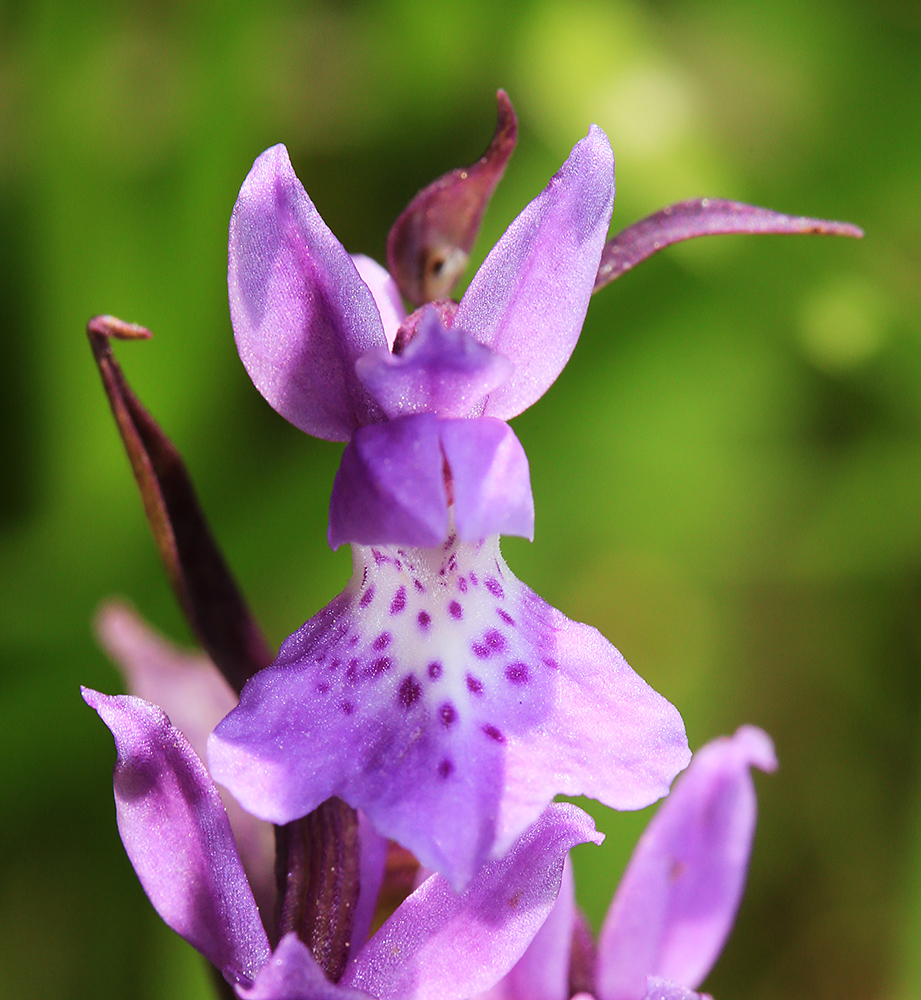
[208,537,686,891]
[455,126,615,420]
[352,255,406,351]
[229,144,387,441]
[82,688,270,988]
[439,419,534,542]
[328,413,449,550]
[355,306,513,420]
[237,933,374,1000]
[342,805,602,1000]
[596,727,777,1000]
[95,603,276,931]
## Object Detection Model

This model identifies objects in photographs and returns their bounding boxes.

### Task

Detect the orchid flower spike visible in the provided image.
[479,727,778,1000]
[83,686,602,1000]
[211,125,691,890]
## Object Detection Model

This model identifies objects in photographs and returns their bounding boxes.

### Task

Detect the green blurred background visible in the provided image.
[1,0,918,997]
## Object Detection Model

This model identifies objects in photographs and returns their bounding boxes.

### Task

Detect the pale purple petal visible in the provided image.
[642,979,705,1000]
[341,805,601,1000]
[95,602,276,932]
[351,811,390,958]
[95,601,237,762]
[82,688,270,988]
[352,255,406,350]
[490,605,690,858]
[237,933,374,1000]
[327,413,449,550]
[439,419,534,542]
[477,855,577,1000]
[596,727,777,1000]
[229,143,387,441]
[355,306,513,420]
[209,537,686,891]
[455,126,615,420]
[594,199,864,291]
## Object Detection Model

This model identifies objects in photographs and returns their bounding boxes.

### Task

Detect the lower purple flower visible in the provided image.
[83,685,602,999]
[208,530,689,890]
[477,726,778,1000]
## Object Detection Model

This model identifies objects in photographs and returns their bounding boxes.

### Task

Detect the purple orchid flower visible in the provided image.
[478,726,777,1000]
[83,684,602,999]
[209,125,692,891]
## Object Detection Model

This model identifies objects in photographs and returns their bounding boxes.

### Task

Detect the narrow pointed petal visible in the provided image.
[82,688,270,987]
[341,805,601,1000]
[327,413,449,550]
[237,933,374,1000]
[87,317,274,694]
[352,255,406,350]
[439,418,534,542]
[594,199,864,291]
[596,727,777,1000]
[387,90,518,306]
[208,537,686,891]
[356,307,513,420]
[454,126,615,420]
[478,856,577,1000]
[229,144,387,441]
[95,602,276,928]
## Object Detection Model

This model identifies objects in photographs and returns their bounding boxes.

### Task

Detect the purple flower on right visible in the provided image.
[479,726,778,1000]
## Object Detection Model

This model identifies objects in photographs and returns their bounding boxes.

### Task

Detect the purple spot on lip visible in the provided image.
[369,657,392,676]
[348,634,359,647]
[414,578,425,593]
[469,572,478,586]
[373,632,392,651]
[428,661,443,680]
[466,674,483,695]
[497,608,515,626]
[543,657,560,670]
[485,629,505,651]
[359,585,375,608]
[361,567,368,586]
[438,758,454,779]
[345,659,359,685]
[316,681,330,694]
[483,724,505,743]
[485,577,504,599]
[340,701,355,716]
[398,674,422,708]
[506,662,529,684]
[472,642,489,659]
[448,552,458,571]
[417,610,431,630]
[448,600,463,620]
[372,549,387,565]
[390,586,407,615]
[443,533,456,551]
[458,577,468,594]
[439,702,457,727]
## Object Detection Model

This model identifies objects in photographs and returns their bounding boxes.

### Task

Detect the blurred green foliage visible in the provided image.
[0,1,918,998]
